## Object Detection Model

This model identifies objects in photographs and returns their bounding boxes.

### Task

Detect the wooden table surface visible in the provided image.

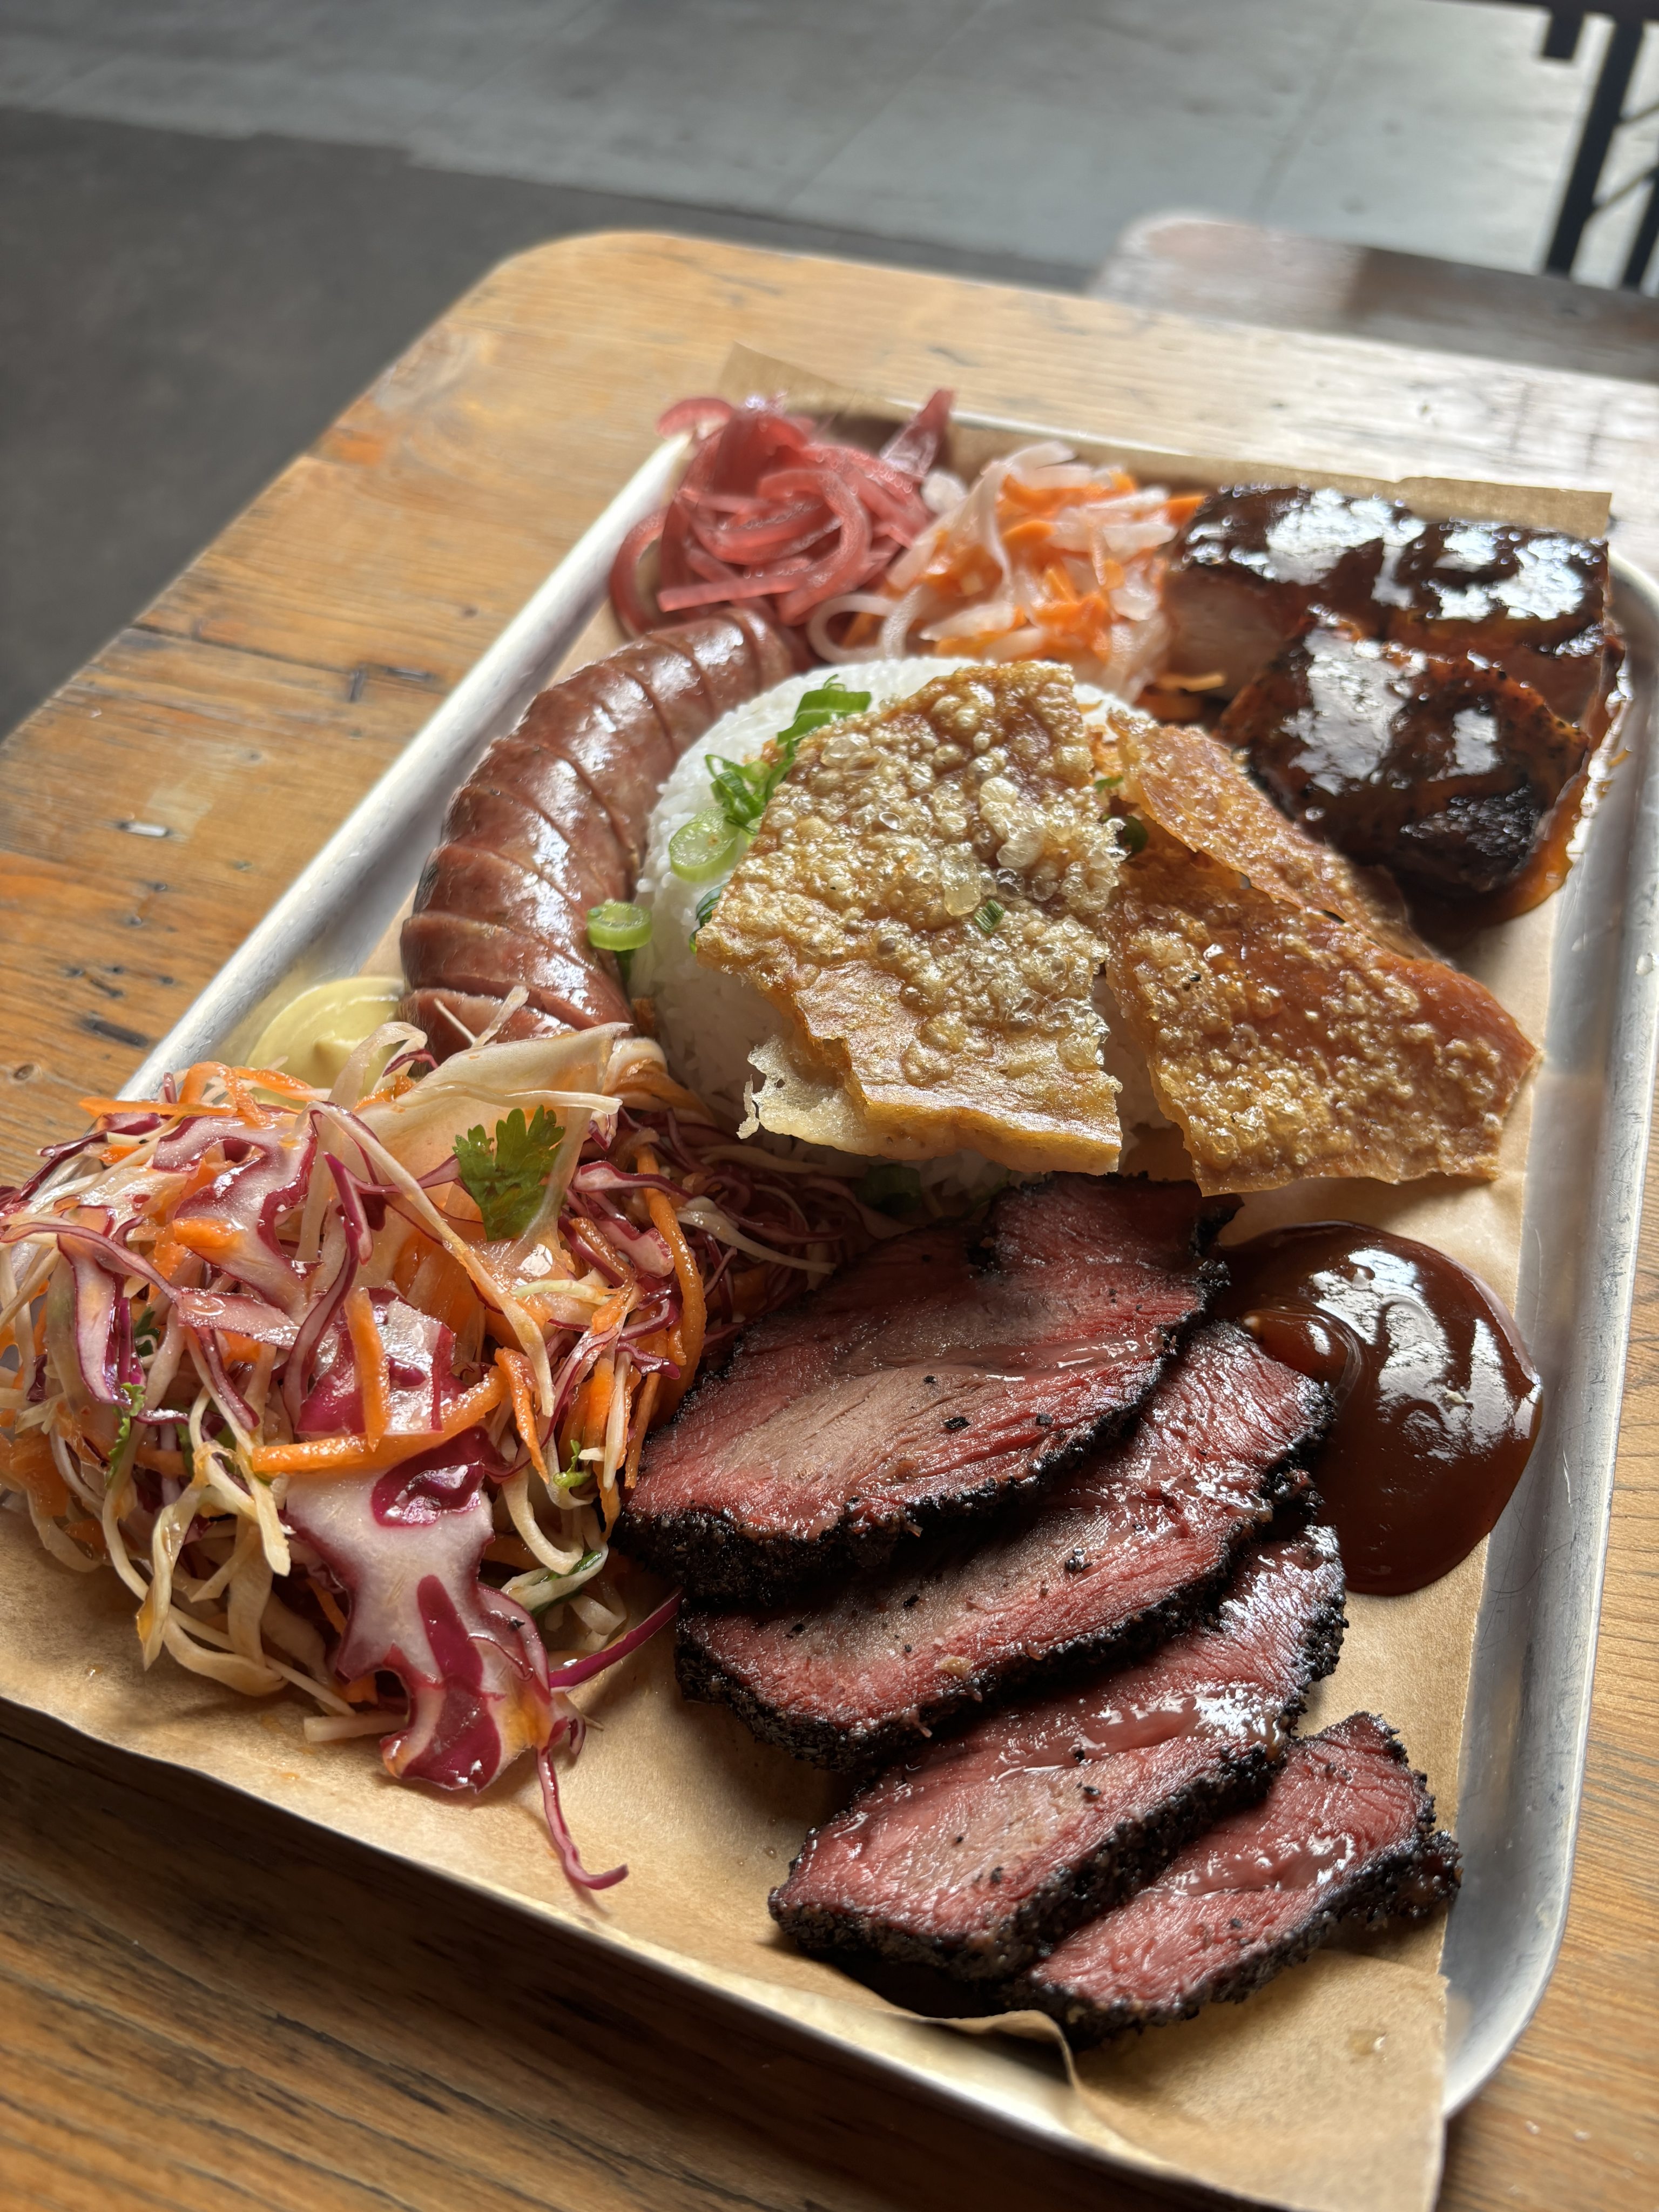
[1,232,1655,2212]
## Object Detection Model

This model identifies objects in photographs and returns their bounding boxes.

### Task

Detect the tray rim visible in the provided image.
[3,414,1649,2183]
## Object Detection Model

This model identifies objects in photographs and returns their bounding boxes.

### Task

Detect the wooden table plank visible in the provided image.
[1,231,1655,2211]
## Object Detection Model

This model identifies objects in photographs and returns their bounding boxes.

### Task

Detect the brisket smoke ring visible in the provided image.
[770,1523,1346,1980]
[1018,1711,1461,2045]
[677,1320,1331,1770]
[620,1175,1237,1608]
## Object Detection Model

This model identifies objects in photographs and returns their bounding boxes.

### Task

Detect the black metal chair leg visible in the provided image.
[1546,16,1645,274]
[1620,166,1659,287]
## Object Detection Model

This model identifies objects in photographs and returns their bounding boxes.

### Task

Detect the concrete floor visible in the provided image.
[2,0,1656,736]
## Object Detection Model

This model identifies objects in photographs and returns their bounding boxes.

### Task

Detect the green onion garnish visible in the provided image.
[669,810,747,885]
[971,899,1006,935]
[1118,815,1149,854]
[586,900,653,952]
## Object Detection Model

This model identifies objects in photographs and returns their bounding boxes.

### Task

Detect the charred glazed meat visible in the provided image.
[676,1321,1328,1769]
[618,1175,1233,1607]
[1161,486,1417,696]
[1386,518,1610,726]
[1164,485,1610,723]
[1221,623,1589,900]
[770,1526,1345,1979]
[1019,1711,1460,2044]
[401,609,794,1056]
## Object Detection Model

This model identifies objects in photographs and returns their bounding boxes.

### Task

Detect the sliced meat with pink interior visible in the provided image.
[771,1525,1345,1978]
[1019,1711,1459,2044]
[619,1175,1236,1607]
[677,1320,1328,1768]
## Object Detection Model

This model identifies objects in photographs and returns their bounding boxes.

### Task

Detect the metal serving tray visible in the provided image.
[62,437,1659,2142]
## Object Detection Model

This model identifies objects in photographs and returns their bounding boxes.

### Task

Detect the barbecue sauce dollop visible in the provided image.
[1217,1223,1542,1595]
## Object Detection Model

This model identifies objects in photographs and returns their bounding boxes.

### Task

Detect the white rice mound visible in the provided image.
[630,658,1157,1184]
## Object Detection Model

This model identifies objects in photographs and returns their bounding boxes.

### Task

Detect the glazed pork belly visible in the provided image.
[1163,485,1610,723]
[1221,622,1589,900]
[676,1321,1329,1769]
[619,1175,1233,1607]
[1386,517,1610,726]
[1019,1711,1460,2044]
[1161,486,1418,695]
[770,1525,1345,1979]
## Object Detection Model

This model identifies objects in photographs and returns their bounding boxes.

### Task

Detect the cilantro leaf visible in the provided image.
[454,1105,561,1240]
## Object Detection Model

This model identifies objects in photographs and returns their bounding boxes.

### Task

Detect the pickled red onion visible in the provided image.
[609,390,953,645]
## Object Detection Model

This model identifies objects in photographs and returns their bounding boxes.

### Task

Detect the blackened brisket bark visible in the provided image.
[619,1175,1235,1607]
[678,1321,1329,1769]
[771,1525,1345,1979]
[1019,1711,1460,2045]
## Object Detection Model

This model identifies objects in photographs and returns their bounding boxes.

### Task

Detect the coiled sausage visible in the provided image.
[401,609,795,1057]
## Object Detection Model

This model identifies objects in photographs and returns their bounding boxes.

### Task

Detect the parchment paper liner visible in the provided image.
[0,347,1609,2212]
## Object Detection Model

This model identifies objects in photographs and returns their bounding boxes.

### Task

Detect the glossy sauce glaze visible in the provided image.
[1217,1222,1542,1595]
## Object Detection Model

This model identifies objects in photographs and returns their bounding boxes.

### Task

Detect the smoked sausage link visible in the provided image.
[400,608,795,1058]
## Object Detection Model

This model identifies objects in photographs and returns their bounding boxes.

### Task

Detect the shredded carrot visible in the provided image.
[248,1370,504,1477]
[589,1283,634,1337]
[999,517,1050,553]
[624,1373,659,1487]
[614,1064,716,1121]
[568,1216,635,1283]
[483,1534,539,1569]
[78,1095,238,1122]
[585,1354,615,1452]
[168,1218,242,1262]
[238,1065,324,1101]
[637,1146,705,1413]
[309,1576,348,1636]
[135,1444,187,1479]
[2,1430,68,1518]
[494,1345,547,1478]
[343,1285,390,1445]
[403,1242,475,1334]
[342,1674,379,1705]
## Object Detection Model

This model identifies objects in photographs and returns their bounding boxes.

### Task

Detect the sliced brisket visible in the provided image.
[677,1320,1328,1769]
[771,1525,1345,1979]
[619,1175,1234,1607]
[1019,1710,1459,2044]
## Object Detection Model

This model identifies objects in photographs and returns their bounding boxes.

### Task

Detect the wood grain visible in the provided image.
[1,232,1655,2211]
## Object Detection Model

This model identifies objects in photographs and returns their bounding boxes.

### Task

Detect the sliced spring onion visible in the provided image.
[669,810,747,885]
[971,899,1006,935]
[857,1162,923,1212]
[1118,815,1149,854]
[586,900,653,953]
